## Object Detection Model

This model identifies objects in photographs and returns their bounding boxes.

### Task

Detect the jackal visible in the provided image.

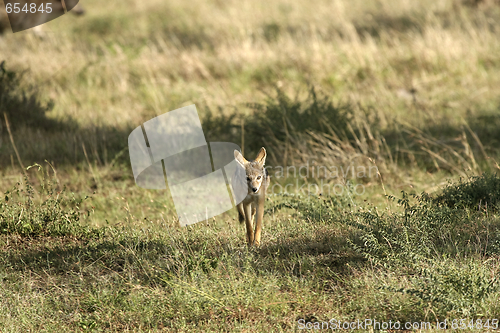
[233,147,270,246]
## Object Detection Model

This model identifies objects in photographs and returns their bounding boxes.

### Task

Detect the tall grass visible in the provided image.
[1,0,500,129]
[0,164,98,237]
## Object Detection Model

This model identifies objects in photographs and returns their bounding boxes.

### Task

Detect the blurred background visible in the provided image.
[0,0,499,220]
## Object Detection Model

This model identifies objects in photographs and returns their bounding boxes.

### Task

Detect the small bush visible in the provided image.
[349,190,500,267]
[351,172,500,268]
[433,172,500,212]
[348,176,500,317]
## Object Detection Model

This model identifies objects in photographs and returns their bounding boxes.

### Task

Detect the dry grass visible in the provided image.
[0,0,499,126]
[0,0,498,179]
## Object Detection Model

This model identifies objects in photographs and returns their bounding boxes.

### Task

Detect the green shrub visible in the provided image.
[348,177,500,317]
[433,172,500,212]
[350,176,500,267]
[350,193,462,267]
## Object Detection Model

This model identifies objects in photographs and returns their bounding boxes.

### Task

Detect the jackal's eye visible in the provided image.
[257,176,261,180]
[246,177,251,181]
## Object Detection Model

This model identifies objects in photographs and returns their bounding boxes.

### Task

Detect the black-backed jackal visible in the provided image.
[233,147,270,246]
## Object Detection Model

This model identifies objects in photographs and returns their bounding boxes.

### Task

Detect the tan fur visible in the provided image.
[233,147,270,246]
[0,0,84,35]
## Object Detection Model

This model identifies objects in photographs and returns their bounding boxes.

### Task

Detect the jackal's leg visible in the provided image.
[243,203,254,245]
[253,196,265,246]
[236,203,245,224]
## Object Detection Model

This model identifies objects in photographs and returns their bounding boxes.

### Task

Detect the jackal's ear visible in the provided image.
[234,150,248,168]
[254,147,267,166]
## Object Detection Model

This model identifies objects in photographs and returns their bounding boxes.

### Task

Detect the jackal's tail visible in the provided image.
[238,210,245,223]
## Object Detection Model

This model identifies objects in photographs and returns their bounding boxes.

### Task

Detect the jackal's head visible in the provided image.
[234,147,267,194]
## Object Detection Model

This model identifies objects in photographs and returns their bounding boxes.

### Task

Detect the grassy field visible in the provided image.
[1,0,500,331]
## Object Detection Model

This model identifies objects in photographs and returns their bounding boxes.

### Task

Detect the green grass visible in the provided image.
[1,172,500,331]
[1,0,500,331]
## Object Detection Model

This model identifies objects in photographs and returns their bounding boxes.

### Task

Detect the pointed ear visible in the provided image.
[234,150,248,168]
[254,147,267,166]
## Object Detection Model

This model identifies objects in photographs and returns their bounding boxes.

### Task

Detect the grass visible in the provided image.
[1,171,500,331]
[1,0,500,331]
